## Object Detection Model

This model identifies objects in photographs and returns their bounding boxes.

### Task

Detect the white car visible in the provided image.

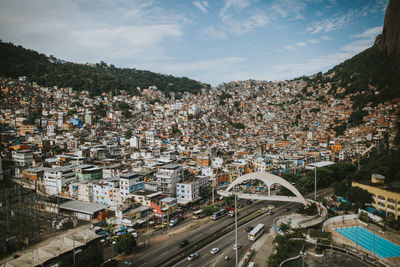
[210,247,220,254]
[187,253,199,261]
[233,244,242,250]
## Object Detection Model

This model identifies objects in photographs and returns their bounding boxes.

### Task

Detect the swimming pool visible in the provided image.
[334,226,400,258]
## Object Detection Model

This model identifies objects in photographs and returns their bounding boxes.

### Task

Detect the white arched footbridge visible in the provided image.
[217,172,308,205]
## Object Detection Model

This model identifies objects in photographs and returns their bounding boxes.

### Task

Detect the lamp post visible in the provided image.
[147,220,150,247]
[314,166,317,200]
[212,175,215,206]
[234,187,238,267]
[72,234,75,266]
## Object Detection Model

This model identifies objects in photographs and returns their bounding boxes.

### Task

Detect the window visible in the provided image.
[388,205,395,210]
[388,198,395,203]
[378,195,385,200]
[378,202,385,207]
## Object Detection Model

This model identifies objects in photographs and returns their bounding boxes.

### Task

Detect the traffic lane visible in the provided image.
[128,201,266,266]
[173,223,251,267]
[173,209,280,267]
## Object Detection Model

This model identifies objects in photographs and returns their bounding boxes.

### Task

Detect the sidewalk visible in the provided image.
[239,227,276,267]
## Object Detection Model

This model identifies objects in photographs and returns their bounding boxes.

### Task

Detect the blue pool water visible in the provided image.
[334,226,400,258]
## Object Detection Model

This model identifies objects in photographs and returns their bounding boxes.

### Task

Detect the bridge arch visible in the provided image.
[221,172,307,205]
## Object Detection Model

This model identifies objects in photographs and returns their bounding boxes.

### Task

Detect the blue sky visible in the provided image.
[0,0,388,86]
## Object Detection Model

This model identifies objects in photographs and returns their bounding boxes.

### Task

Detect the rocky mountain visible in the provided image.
[374,0,400,66]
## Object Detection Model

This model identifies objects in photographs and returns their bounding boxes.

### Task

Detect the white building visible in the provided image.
[211,157,224,168]
[12,150,33,167]
[57,112,63,128]
[119,172,145,199]
[44,165,76,195]
[93,180,110,205]
[47,124,55,136]
[176,176,209,204]
[156,164,183,197]
[77,182,93,202]
[145,130,156,145]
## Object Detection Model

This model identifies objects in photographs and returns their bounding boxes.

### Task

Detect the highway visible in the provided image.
[125,188,331,267]
[172,203,298,267]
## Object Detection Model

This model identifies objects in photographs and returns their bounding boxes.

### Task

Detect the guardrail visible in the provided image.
[322,214,358,231]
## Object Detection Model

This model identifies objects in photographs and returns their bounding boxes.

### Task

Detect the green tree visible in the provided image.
[121,109,132,118]
[199,185,212,200]
[115,234,137,254]
[124,130,132,139]
[279,222,291,234]
[224,195,235,208]
[201,205,219,215]
[59,246,104,267]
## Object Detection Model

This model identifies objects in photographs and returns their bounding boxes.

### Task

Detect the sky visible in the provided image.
[0,0,388,86]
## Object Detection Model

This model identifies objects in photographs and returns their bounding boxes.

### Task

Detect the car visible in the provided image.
[179,239,189,247]
[233,244,242,250]
[266,210,275,215]
[245,226,254,232]
[210,248,220,254]
[187,253,199,261]
[284,208,291,212]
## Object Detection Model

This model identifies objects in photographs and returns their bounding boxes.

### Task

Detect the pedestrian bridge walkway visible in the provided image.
[217,172,308,205]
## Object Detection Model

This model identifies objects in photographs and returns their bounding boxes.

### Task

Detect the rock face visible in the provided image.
[374,0,400,66]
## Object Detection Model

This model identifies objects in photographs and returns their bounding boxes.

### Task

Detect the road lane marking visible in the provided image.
[160,251,168,256]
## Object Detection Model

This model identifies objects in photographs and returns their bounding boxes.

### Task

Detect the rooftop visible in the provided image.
[59,200,107,214]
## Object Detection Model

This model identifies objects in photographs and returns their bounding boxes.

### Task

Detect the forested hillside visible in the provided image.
[0,41,208,96]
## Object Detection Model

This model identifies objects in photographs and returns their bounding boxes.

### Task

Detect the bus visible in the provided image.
[210,209,227,221]
[248,223,265,241]
[192,209,206,219]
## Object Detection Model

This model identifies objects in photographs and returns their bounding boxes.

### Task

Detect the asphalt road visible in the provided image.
[125,200,270,267]
[124,188,332,267]
[172,202,299,267]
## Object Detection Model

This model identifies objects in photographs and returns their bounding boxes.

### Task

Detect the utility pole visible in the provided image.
[234,187,238,267]
[212,175,215,205]
[314,166,317,200]
[147,220,150,247]
[5,189,10,232]
[73,234,76,266]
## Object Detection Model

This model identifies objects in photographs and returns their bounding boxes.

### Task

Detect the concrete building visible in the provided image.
[12,150,33,167]
[156,164,183,197]
[352,174,400,219]
[176,176,209,204]
[44,165,76,195]
[75,164,103,181]
[119,172,145,198]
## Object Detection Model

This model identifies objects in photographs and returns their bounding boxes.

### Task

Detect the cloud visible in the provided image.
[219,0,251,20]
[271,0,306,20]
[267,33,377,81]
[296,42,307,47]
[341,39,374,54]
[193,1,209,14]
[201,25,228,39]
[271,5,288,18]
[204,9,269,38]
[145,56,248,85]
[351,26,382,39]
[309,39,320,44]
[71,25,182,50]
[321,35,333,40]
[284,45,296,51]
[306,11,353,34]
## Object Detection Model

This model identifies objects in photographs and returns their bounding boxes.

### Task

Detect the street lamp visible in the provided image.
[234,186,238,267]
[212,175,215,205]
[314,166,317,201]
[72,234,75,266]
